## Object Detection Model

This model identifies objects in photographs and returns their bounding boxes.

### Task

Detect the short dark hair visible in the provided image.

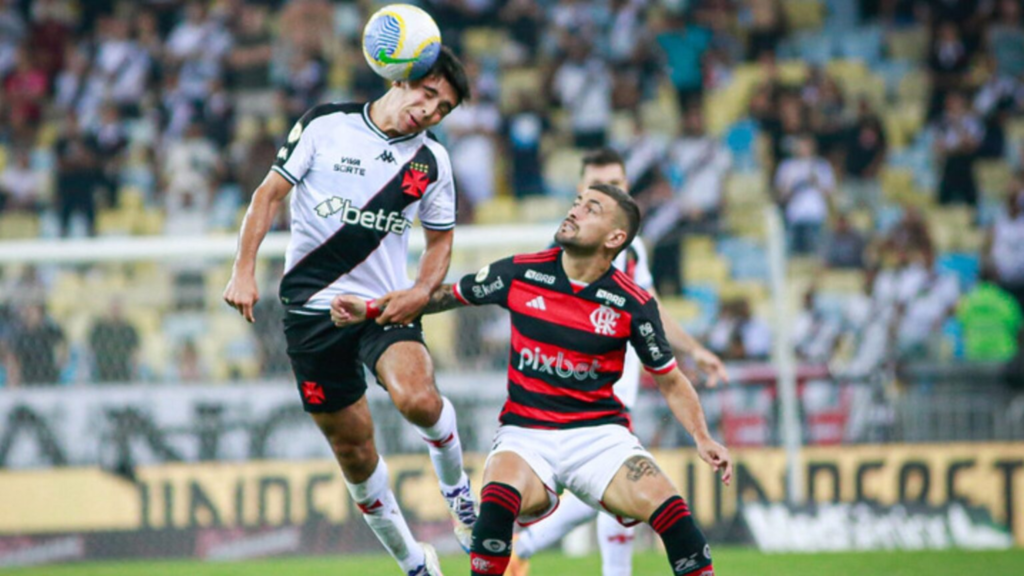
[587,183,640,254]
[424,45,471,106]
[581,147,625,175]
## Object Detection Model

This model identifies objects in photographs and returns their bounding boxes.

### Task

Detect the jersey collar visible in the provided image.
[362,102,420,144]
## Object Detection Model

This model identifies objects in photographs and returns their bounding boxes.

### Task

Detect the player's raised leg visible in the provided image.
[597,511,635,576]
[507,493,596,575]
[311,398,439,575]
[376,341,477,550]
[472,452,552,576]
[601,455,714,576]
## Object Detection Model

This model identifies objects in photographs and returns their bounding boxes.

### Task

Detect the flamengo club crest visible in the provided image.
[590,305,620,335]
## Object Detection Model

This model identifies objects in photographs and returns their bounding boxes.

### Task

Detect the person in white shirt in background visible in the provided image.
[774,133,835,255]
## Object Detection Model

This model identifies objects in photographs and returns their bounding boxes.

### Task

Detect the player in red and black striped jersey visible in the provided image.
[332,183,732,576]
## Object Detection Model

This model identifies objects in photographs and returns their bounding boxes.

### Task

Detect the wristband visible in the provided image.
[366,299,381,320]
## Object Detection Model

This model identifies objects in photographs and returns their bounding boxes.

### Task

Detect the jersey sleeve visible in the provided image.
[630,299,677,375]
[454,256,516,307]
[418,141,456,231]
[272,106,321,185]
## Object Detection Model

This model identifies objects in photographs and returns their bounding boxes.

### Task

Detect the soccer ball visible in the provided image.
[362,4,442,82]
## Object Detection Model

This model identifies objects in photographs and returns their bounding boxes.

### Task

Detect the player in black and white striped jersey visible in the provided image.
[224,46,472,576]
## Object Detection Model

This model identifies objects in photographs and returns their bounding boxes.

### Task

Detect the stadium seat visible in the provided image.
[887,26,928,62]
[975,161,1012,200]
[684,254,730,285]
[473,196,520,225]
[937,253,979,290]
[819,270,864,294]
[519,195,567,223]
[542,148,587,198]
[783,0,825,31]
[897,70,929,105]
[0,213,41,239]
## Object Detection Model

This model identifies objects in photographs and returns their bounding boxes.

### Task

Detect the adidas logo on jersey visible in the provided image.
[313,196,411,234]
[526,296,546,310]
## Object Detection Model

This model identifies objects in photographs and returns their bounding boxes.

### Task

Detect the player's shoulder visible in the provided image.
[297,102,364,128]
[512,247,562,265]
[422,131,452,165]
[608,268,654,307]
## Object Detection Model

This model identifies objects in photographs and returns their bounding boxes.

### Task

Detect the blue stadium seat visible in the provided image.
[936,253,979,291]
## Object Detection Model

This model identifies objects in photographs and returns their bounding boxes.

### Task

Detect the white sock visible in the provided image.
[416,396,465,488]
[597,512,635,576]
[345,457,425,573]
[515,493,596,560]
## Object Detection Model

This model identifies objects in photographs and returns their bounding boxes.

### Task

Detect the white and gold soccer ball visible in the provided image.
[362,4,442,82]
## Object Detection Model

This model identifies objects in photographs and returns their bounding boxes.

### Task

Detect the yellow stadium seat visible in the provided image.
[783,0,825,31]
[725,173,769,207]
[887,27,928,62]
[685,255,730,284]
[819,270,864,294]
[473,196,520,225]
[462,27,509,59]
[719,281,768,305]
[880,168,914,201]
[520,195,568,223]
[897,70,929,104]
[657,296,701,325]
[0,213,39,239]
[684,235,716,257]
[975,161,1012,200]
[543,148,587,195]
[421,312,457,370]
[97,209,131,236]
[0,144,7,172]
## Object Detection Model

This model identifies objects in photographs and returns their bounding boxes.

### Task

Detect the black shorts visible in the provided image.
[282,311,426,413]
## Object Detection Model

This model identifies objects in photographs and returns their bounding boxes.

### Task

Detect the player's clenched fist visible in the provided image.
[330,295,368,327]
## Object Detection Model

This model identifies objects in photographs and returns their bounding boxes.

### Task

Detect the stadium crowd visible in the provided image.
[0,0,1023,389]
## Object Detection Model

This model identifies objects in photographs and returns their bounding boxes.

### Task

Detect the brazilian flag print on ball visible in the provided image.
[362,4,442,82]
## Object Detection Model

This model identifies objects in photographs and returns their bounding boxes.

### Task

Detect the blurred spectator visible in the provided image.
[933,91,983,206]
[774,134,835,254]
[0,150,44,214]
[984,176,1024,307]
[707,299,772,361]
[165,1,231,101]
[0,0,26,79]
[55,115,105,236]
[227,4,273,97]
[54,46,102,125]
[499,0,543,63]
[793,287,842,363]
[279,46,327,124]
[231,120,280,199]
[93,103,128,206]
[655,9,711,111]
[551,36,612,148]
[3,45,48,141]
[445,88,502,221]
[744,0,787,60]
[170,337,207,383]
[822,213,867,269]
[894,253,960,360]
[927,21,972,121]
[505,91,548,198]
[203,78,234,148]
[88,302,140,383]
[879,205,934,263]
[4,304,66,387]
[958,265,1023,362]
[646,107,731,293]
[987,0,1024,77]
[93,15,150,115]
[803,70,848,162]
[843,101,887,212]
[761,89,808,171]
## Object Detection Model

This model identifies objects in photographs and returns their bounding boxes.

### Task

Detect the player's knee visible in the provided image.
[393,385,442,426]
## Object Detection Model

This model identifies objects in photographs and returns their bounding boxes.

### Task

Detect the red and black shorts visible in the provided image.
[282,310,425,412]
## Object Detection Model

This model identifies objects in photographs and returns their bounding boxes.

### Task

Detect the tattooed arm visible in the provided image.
[330,284,465,327]
[422,283,465,314]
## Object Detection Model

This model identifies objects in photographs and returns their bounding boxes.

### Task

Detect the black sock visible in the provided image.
[470,482,521,575]
[649,496,714,576]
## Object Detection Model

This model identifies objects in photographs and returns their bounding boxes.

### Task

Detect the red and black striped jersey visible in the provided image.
[454,247,677,430]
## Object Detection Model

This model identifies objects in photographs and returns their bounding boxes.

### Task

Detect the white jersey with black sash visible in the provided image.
[272,102,456,310]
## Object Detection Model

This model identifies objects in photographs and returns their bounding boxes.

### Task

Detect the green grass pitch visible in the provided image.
[6,548,1023,575]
